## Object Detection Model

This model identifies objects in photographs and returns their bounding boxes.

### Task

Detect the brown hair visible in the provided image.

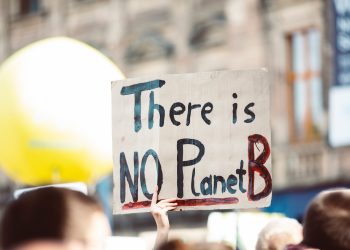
[302,189,350,250]
[157,239,233,250]
[0,187,102,249]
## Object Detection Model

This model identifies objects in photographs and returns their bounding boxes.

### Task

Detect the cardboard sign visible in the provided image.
[112,69,272,214]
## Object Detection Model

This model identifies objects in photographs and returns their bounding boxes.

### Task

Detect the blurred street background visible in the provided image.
[0,0,350,249]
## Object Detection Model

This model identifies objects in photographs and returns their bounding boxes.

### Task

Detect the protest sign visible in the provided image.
[112,69,271,214]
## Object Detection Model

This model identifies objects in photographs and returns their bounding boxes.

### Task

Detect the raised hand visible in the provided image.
[151,186,177,249]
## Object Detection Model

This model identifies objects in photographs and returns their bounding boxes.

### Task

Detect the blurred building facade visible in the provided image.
[0,0,349,229]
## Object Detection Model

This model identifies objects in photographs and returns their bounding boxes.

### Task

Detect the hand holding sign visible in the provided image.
[151,186,177,248]
[112,69,272,213]
[151,186,177,229]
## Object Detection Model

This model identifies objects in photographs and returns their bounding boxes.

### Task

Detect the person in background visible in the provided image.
[157,239,233,250]
[255,217,302,250]
[285,188,350,250]
[300,188,350,250]
[0,186,176,250]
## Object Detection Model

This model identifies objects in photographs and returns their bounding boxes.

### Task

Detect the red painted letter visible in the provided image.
[247,134,272,201]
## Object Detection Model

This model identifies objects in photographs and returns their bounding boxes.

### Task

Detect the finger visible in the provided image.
[158,198,177,204]
[165,206,177,212]
[151,186,159,205]
[159,202,177,207]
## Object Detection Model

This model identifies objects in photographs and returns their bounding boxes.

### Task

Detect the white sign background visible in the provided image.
[112,69,272,214]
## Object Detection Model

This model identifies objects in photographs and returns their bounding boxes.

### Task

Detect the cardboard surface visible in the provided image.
[112,69,272,214]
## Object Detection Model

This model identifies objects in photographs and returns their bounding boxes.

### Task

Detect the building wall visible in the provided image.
[265,0,350,189]
[265,0,328,188]
[0,0,349,193]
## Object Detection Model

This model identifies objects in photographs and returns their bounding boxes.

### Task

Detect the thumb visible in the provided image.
[151,186,158,205]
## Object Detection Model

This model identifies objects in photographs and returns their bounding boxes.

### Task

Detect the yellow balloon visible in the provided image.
[0,37,124,185]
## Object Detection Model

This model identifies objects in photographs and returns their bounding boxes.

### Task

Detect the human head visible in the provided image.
[157,239,233,250]
[256,217,302,250]
[302,188,350,250]
[0,187,111,250]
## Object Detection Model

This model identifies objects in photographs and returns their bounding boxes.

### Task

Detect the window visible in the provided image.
[286,29,323,142]
[189,11,227,50]
[19,0,41,16]
[125,30,174,64]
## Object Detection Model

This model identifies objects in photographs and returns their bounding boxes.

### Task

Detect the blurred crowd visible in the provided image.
[1,187,349,250]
